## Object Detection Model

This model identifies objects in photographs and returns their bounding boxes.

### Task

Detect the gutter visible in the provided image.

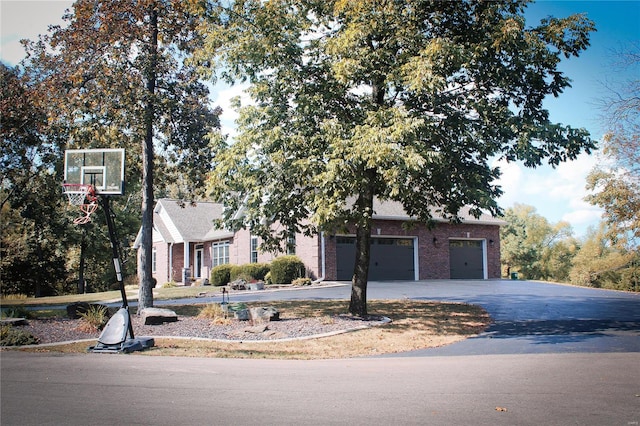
[313,231,326,284]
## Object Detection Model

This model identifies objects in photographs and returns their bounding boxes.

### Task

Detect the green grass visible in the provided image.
[0,285,222,307]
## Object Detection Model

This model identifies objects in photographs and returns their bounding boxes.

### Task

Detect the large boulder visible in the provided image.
[139,308,178,325]
[249,307,280,322]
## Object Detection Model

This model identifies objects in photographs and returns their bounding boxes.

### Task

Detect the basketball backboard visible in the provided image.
[64,148,125,195]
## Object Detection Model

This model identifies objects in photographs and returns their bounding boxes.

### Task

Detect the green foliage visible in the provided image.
[78,305,109,332]
[500,204,576,282]
[211,264,233,286]
[586,44,639,251]
[20,2,222,309]
[569,223,639,291]
[0,325,39,346]
[230,263,271,282]
[1,306,31,320]
[162,281,178,289]
[197,0,596,314]
[269,256,305,284]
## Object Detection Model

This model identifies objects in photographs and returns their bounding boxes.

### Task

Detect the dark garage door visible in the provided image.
[336,237,415,281]
[449,240,484,279]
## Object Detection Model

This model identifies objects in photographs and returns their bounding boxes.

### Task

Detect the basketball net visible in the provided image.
[62,184,98,224]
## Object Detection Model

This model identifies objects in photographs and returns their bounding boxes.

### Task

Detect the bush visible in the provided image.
[0,325,39,346]
[1,306,31,319]
[292,277,312,286]
[270,255,305,284]
[211,264,233,286]
[230,263,270,281]
[77,305,109,333]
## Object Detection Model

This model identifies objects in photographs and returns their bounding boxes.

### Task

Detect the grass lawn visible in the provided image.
[0,285,220,307]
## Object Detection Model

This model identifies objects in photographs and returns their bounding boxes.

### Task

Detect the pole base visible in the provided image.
[89,337,155,354]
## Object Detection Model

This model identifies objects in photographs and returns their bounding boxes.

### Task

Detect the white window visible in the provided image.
[250,236,258,263]
[287,233,296,255]
[152,248,157,273]
[212,241,230,267]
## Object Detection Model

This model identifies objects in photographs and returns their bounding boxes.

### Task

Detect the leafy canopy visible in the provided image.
[198,0,596,249]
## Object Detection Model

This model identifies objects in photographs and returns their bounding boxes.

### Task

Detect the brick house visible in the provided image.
[135,198,505,286]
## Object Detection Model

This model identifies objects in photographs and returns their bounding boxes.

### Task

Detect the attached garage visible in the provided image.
[336,236,416,281]
[449,240,485,279]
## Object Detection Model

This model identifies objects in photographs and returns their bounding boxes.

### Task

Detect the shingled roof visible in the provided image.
[153,199,232,243]
[370,199,506,225]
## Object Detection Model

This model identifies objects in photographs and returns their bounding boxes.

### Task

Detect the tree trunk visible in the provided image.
[138,5,158,311]
[349,169,376,317]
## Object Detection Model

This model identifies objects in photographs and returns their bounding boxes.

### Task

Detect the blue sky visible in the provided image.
[2,0,639,238]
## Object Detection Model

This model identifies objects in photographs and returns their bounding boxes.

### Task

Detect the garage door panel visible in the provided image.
[449,240,484,279]
[337,237,415,281]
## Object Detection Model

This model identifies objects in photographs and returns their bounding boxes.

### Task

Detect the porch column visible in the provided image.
[182,241,190,284]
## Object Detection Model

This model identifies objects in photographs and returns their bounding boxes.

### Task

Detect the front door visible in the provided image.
[195,246,203,279]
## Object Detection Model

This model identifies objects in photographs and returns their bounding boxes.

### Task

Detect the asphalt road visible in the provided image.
[1,351,638,425]
[2,280,639,425]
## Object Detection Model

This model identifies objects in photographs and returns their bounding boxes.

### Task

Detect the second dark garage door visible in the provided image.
[449,239,485,279]
[336,237,415,281]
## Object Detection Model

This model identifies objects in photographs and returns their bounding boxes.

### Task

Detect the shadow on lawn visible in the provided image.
[159,299,492,336]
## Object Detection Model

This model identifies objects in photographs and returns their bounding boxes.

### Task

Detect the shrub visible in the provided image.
[230,263,270,281]
[211,264,233,286]
[0,325,39,346]
[292,277,312,286]
[1,306,31,319]
[162,281,178,288]
[77,305,109,333]
[264,271,272,285]
[270,255,305,284]
[197,303,231,324]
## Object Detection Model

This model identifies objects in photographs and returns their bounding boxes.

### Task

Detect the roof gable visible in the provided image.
[155,199,228,243]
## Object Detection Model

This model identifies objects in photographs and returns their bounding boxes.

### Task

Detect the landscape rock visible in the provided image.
[233,309,250,321]
[230,279,246,290]
[243,324,269,334]
[247,282,265,291]
[139,308,178,325]
[249,307,280,322]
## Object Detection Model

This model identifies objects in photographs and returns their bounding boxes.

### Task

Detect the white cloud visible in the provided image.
[0,1,73,65]
[493,152,602,236]
[209,82,251,141]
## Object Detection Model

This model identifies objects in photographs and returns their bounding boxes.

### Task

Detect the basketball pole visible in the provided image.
[99,195,135,340]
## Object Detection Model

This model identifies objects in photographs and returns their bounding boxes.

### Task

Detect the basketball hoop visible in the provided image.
[62,183,98,224]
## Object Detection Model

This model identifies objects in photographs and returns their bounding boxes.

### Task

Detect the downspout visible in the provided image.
[168,242,173,283]
[314,232,326,283]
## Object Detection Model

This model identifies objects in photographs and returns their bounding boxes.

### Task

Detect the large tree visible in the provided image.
[22,0,221,307]
[198,0,595,315]
[500,203,576,281]
[586,43,639,250]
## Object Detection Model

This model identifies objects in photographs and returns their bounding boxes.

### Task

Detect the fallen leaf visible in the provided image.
[495,407,508,412]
